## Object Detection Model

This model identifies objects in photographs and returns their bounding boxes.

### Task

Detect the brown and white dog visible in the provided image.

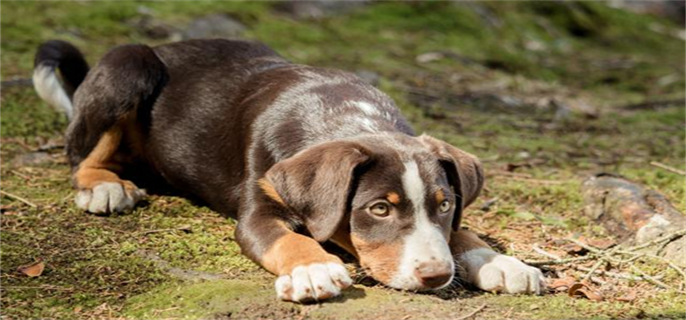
[33,39,544,303]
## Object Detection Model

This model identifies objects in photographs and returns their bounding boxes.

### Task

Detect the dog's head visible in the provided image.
[261,133,483,291]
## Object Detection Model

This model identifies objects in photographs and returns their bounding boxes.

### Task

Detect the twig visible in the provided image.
[137,225,192,235]
[650,161,686,176]
[630,265,677,292]
[492,175,566,185]
[455,304,487,320]
[576,265,663,281]
[532,244,561,260]
[583,259,605,282]
[0,190,37,208]
[626,229,686,252]
[524,256,594,266]
[2,285,73,291]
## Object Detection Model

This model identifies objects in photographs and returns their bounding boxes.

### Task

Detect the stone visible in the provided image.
[183,13,246,40]
[273,0,369,20]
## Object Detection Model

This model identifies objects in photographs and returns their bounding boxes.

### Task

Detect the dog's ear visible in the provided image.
[262,141,371,242]
[419,135,484,231]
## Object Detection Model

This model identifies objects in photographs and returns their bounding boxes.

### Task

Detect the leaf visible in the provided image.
[548,277,577,292]
[17,258,45,277]
[568,282,604,301]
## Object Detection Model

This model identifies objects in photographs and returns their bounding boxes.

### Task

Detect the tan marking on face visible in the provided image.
[257,178,286,206]
[351,234,402,284]
[386,192,401,205]
[436,189,445,203]
[261,233,342,276]
[449,229,491,256]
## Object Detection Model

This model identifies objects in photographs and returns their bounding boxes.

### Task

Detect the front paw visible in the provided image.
[459,248,545,294]
[275,263,352,303]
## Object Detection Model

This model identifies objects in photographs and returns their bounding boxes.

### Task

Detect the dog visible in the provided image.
[33,39,545,303]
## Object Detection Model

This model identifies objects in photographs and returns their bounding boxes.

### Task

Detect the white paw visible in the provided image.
[459,248,545,294]
[75,182,146,214]
[275,263,352,303]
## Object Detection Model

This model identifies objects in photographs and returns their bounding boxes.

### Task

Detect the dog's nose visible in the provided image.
[414,262,453,289]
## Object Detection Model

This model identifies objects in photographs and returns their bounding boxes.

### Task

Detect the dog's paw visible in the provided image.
[275,263,352,303]
[75,182,146,214]
[458,248,545,295]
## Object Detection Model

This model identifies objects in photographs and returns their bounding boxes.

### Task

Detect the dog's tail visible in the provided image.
[33,40,90,121]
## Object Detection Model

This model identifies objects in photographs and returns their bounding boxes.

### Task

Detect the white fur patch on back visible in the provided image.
[355,101,380,116]
[33,65,74,119]
[388,161,454,290]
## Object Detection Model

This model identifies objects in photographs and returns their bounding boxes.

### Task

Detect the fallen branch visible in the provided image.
[524,256,594,266]
[532,243,561,260]
[575,265,662,281]
[455,304,486,320]
[650,161,686,176]
[137,225,192,235]
[0,190,37,208]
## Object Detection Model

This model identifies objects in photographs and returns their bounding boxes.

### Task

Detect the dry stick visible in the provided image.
[0,190,37,208]
[524,256,595,267]
[630,265,679,292]
[626,229,686,252]
[650,161,686,176]
[583,259,605,282]
[575,265,662,281]
[492,175,566,185]
[532,243,561,260]
[455,304,487,320]
[137,225,192,235]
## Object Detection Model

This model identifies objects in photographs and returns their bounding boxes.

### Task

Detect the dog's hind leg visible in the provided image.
[63,44,168,214]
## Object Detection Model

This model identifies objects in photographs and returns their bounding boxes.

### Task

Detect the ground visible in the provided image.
[1,2,684,319]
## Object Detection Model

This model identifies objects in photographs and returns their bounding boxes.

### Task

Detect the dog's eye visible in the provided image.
[439,200,451,213]
[369,202,390,217]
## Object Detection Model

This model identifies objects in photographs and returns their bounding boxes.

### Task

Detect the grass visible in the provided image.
[1,1,684,319]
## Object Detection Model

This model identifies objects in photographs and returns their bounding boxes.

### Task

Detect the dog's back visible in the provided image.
[147,40,414,214]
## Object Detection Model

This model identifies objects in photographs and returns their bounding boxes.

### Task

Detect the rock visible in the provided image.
[273,0,368,20]
[354,69,380,87]
[183,13,246,40]
[129,15,179,40]
[581,173,686,266]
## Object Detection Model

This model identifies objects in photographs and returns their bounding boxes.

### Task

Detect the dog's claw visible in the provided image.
[75,182,146,214]
[275,263,352,303]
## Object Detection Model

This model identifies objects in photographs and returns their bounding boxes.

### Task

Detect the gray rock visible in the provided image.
[274,0,369,20]
[581,173,686,266]
[183,13,246,40]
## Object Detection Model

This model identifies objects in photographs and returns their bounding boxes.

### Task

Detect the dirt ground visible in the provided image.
[1,2,685,319]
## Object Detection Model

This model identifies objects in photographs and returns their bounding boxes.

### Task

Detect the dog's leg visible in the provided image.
[71,126,146,214]
[236,202,352,303]
[450,229,545,294]
[65,44,167,214]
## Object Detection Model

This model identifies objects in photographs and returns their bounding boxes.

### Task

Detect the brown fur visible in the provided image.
[74,128,125,189]
[449,229,490,256]
[262,233,342,275]
[351,234,402,284]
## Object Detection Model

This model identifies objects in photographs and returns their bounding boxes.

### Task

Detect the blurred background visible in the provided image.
[1,1,684,320]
